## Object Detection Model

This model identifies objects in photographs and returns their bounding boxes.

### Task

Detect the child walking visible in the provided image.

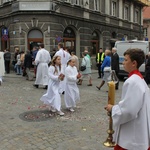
[64,58,81,112]
[40,56,65,116]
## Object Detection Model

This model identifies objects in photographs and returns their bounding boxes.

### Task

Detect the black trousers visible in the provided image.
[97,64,102,77]
[5,60,10,73]
[115,71,119,89]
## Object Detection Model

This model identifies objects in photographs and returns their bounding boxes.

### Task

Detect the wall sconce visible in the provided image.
[48,25,50,33]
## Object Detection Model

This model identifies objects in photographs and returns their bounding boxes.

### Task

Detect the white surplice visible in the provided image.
[0,52,5,82]
[35,48,51,86]
[64,65,80,108]
[55,48,71,93]
[112,74,150,150]
[40,65,62,111]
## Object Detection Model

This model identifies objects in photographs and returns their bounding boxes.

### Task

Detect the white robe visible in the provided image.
[55,48,71,93]
[40,65,62,111]
[64,65,80,108]
[0,52,5,82]
[35,48,51,86]
[112,74,150,150]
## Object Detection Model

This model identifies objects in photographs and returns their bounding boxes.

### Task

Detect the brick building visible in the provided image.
[0,0,147,61]
[143,6,150,42]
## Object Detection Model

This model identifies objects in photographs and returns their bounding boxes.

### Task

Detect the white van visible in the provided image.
[115,40,149,78]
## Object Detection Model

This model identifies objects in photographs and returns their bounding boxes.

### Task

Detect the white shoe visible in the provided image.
[51,108,56,113]
[57,111,64,116]
[69,108,75,112]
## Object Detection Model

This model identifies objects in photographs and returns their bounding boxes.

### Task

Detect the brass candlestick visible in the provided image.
[104,81,116,147]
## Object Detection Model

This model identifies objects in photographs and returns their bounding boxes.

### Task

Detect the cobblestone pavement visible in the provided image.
[0,70,124,150]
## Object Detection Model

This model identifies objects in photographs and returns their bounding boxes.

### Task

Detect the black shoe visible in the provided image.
[115,87,118,90]
[96,86,100,90]
[98,77,101,79]
[33,84,39,88]
[62,91,65,95]
[43,85,48,89]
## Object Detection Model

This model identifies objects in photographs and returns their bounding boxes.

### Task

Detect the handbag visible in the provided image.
[80,58,87,71]
[80,65,86,71]
[104,67,111,72]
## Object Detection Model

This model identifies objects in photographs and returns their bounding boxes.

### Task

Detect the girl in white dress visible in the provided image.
[40,56,65,116]
[64,58,81,112]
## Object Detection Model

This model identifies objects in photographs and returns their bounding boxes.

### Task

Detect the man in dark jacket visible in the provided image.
[4,48,11,74]
[111,47,119,90]
[24,50,33,80]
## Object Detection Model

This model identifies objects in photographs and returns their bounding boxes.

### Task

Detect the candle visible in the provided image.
[108,81,115,105]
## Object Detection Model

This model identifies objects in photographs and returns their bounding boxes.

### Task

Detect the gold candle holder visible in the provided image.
[104,81,116,147]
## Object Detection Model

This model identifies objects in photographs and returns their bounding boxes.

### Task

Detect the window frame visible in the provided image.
[111,1,117,17]
[135,9,139,23]
[124,5,129,20]
[94,0,100,11]
[143,28,148,37]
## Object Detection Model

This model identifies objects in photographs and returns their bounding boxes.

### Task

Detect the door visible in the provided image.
[28,38,43,50]
[63,38,75,52]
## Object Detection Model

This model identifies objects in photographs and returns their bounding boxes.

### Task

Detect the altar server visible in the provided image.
[34,43,51,89]
[105,48,150,150]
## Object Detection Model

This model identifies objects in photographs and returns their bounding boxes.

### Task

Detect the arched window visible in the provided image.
[63,27,76,52]
[28,29,43,50]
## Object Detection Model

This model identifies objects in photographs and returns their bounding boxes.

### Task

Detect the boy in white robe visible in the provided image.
[64,58,81,112]
[105,48,150,150]
[54,43,71,94]
[40,56,65,116]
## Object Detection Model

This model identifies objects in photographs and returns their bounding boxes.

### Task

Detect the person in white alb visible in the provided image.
[33,43,51,89]
[0,50,5,85]
[105,48,150,150]
[54,43,71,94]
[40,56,65,116]
[64,58,81,112]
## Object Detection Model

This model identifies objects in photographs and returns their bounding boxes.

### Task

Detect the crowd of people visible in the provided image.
[0,44,150,149]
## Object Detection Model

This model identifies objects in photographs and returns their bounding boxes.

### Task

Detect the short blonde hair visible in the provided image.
[105,50,111,56]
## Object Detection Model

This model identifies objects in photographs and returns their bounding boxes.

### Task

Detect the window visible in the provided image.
[143,28,148,37]
[74,0,79,5]
[124,6,129,20]
[94,0,99,11]
[80,0,84,6]
[112,1,117,16]
[135,10,139,23]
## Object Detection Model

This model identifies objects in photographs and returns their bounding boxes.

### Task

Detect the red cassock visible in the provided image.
[114,145,150,150]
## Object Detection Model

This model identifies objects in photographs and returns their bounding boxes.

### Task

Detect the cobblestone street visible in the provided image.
[0,71,123,150]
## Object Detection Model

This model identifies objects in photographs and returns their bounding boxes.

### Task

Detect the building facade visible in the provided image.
[143,6,150,43]
[0,0,147,59]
